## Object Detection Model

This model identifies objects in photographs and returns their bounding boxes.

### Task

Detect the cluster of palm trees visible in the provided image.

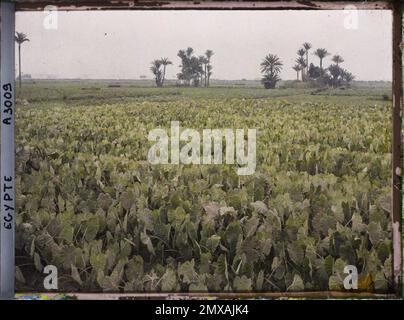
[177,47,214,87]
[327,58,354,87]
[261,43,355,90]
[150,58,172,87]
[293,42,312,81]
[151,48,214,88]
[292,42,354,87]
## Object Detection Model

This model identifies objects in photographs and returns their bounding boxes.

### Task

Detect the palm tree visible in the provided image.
[314,48,330,74]
[297,48,306,81]
[177,48,193,86]
[186,47,194,58]
[303,42,312,75]
[260,53,283,89]
[341,69,354,84]
[261,54,283,74]
[150,60,163,87]
[332,54,344,66]
[297,48,305,58]
[15,32,30,88]
[198,56,209,87]
[160,58,172,86]
[296,57,307,81]
[292,64,301,81]
[205,50,214,87]
[328,64,342,87]
[206,64,212,87]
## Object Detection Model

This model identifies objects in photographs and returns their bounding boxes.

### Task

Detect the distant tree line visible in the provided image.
[150,47,214,88]
[153,43,355,90]
[261,42,355,89]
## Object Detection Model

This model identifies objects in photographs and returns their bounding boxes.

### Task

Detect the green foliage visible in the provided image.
[15,90,392,293]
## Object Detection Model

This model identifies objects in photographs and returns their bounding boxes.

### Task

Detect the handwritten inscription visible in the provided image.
[2,83,13,125]
[2,176,13,230]
[1,82,14,230]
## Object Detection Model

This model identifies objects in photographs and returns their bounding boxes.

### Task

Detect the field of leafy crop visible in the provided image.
[14,82,393,293]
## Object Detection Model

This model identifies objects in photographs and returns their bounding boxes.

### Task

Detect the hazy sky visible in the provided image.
[16,10,392,81]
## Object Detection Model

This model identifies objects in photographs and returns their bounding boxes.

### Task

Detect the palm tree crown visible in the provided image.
[296,57,307,68]
[314,48,330,71]
[332,55,344,66]
[260,54,283,74]
[15,32,29,45]
[314,48,330,60]
[205,50,214,61]
[186,47,194,57]
[160,58,172,66]
[297,48,305,57]
[303,42,312,52]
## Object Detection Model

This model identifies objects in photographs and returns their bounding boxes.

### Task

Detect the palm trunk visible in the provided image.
[162,65,166,87]
[18,44,22,88]
[305,52,309,78]
[296,71,299,81]
[204,65,207,87]
[207,62,210,87]
[320,58,323,74]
